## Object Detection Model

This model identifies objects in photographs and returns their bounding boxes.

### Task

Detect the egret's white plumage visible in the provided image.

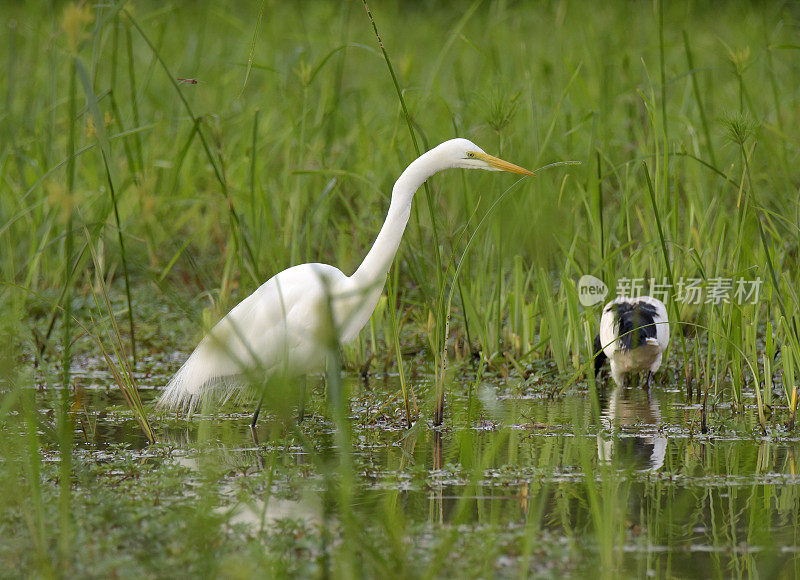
[593,295,670,389]
[158,138,532,416]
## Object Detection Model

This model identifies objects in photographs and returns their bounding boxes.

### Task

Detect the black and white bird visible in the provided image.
[593,296,670,389]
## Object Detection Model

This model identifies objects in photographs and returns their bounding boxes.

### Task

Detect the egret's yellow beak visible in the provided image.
[475,152,533,175]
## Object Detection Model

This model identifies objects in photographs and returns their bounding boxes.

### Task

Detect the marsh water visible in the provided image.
[30,353,800,578]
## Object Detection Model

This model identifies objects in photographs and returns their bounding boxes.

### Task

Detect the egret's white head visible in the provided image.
[434,138,533,175]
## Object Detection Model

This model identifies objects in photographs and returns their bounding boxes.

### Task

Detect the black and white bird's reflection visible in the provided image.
[596,386,668,471]
[593,296,670,390]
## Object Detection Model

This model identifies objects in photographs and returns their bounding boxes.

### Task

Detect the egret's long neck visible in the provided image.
[351,151,442,288]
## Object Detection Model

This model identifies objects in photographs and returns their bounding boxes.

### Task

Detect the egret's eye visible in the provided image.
[466,151,476,158]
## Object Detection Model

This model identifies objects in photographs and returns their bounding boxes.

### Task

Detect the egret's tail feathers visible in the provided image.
[157,350,245,414]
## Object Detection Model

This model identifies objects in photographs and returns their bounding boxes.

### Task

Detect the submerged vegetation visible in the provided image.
[1,0,799,577]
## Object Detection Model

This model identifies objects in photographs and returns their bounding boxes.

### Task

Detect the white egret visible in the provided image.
[593,295,670,389]
[158,138,532,426]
